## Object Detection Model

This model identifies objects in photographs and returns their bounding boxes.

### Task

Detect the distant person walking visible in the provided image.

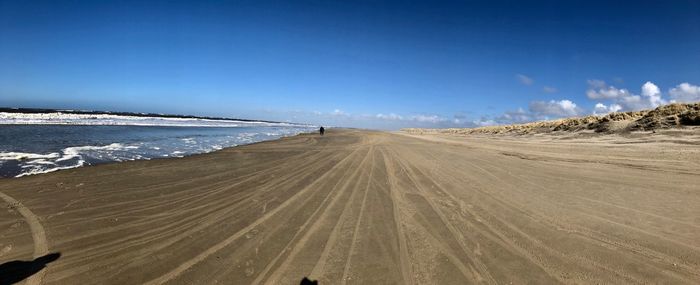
[319,126,325,136]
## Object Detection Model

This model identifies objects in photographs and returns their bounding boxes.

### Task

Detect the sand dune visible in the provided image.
[1,129,700,284]
[404,102,700,135]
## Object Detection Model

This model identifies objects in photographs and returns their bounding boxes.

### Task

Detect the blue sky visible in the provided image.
[1,0,699,129]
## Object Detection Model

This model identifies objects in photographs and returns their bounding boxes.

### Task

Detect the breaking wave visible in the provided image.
[0,112,306,128]
[0,125,316,177]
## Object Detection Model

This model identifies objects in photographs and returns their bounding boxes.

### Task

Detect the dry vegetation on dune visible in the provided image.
[404,102,700,135]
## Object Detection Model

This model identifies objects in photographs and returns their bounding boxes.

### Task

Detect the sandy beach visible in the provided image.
[1,129,700,284]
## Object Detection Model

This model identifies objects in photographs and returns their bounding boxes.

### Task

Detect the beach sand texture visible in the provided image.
[1,129,700,284]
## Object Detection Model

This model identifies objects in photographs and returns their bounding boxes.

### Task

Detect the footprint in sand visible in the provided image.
[244,260,255,276]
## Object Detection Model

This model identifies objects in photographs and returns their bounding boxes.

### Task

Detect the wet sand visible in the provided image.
[1,129,700,284]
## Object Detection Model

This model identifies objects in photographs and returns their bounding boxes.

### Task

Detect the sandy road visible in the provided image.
[1,129,700,284]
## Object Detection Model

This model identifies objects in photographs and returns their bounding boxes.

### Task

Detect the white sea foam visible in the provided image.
[57,143,138,162]
[26,159,57,165]
[0,112,307,128]
[1,143,142,177]
[181,138,196,144]
[0,152,61,160]
[15,163,85,178]
[2,125,316,178]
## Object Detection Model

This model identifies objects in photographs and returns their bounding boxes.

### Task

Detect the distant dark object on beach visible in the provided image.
[320,127,325,136]
[300,277,318,285]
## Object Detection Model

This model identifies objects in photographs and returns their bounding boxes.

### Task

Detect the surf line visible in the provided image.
[0,190,50,285]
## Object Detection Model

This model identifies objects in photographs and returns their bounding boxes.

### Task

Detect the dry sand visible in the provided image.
[1,129,700,284]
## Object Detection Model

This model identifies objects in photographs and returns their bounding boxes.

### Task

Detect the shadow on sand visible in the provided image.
[0,253,61,285]
[300,276,318,284]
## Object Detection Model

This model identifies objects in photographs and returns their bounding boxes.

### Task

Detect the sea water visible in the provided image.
[0,124,316,178]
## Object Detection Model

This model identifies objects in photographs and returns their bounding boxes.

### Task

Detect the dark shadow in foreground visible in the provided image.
[0,253,61,285]
[301,276,318,285]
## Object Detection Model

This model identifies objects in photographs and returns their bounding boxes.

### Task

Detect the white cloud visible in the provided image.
[266,109,470,130]
[529,99,583,117]
[376,113,403,120]
[641,81,665,107]
[641,81,660,97]
[586,84,631,100]
[474,80,697,127]
[593,103,622,115]
[498,108,533,123]
[484,108,534,125]
[586,80,668,112]
[474,119,497,126]
[476,99,581,126]
[378,112,485,128]
[620,95,651,110]
[516,74,534,85]
[375,113,450,124]
[410,114,442,123]
[543,86,558,93]
[331,109,347,116]
[669,83,700,103]
[263,80,700,130]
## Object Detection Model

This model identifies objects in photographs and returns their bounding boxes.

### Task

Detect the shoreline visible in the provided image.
[0,127,316,179]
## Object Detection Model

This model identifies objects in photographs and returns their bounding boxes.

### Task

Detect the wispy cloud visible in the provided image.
[515,74,534,85]
[493,108,532,124]
[331,109,347,116]
[542,86,558,93]
[269,109,478,130]
[376,113,403,120]
[587,79,607,89]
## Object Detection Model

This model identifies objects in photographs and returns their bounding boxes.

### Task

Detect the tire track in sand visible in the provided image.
[142,143,364,285]
[305,150,377,281]
[339,148,375,284]
[252,146,373,284]
[379,148,414,285]
[0,190,50,285]
[386,148,496,284]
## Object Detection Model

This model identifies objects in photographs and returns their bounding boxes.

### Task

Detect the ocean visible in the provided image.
[0,124,316,178]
